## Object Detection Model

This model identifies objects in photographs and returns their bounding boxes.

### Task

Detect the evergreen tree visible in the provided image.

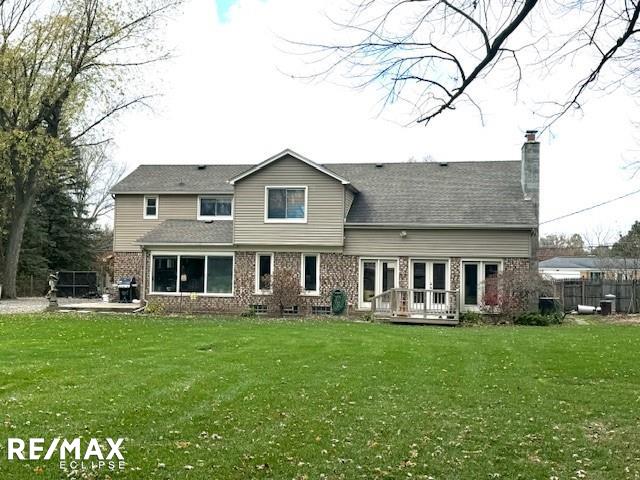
[612,222,640,259]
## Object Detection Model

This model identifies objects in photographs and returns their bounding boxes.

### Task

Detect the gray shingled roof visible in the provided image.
[138,219,233,244]
[111,164,250,194]
[328,161,537,226]
[113,159,537,227]
[540,257,640,269]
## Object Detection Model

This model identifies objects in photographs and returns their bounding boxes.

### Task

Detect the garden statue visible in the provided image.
[46,272,59,309]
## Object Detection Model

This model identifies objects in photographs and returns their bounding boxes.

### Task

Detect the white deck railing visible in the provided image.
[371,288,459,321]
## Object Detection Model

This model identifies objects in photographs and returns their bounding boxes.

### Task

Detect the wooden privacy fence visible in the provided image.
[551,279,640,314]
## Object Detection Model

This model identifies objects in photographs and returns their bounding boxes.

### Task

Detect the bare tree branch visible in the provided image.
[290,0,640,129]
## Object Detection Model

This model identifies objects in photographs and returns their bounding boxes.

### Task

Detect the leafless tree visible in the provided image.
[291,0,640,128]
[265,269,302,316]
[73,145,125,222]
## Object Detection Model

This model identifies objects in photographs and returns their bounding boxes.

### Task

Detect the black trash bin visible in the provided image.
[117,276,137,303]
[600,300,612,316]
[539,297,560,315]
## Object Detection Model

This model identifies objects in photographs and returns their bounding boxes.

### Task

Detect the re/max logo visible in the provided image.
[7,438,124,461]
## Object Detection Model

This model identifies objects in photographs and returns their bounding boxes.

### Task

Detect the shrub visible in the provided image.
[145,301,165,315]
[514,312,563,326]
[240,307,257,318]
[361,311,375,323]
[459,311,485,325]
[265,268,301,316]
[480,270,552,322]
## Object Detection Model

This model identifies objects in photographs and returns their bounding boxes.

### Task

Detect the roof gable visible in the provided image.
[228,149,353,187]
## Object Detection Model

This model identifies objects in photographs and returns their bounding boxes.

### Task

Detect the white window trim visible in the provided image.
[197,195,233,221]
[460,259,503,310]
[149,251,235,297]
[264,186,308,224]
[300,253,320,296]
[357,257,400,310]
[255,252,274,295]
[143,195,159,220]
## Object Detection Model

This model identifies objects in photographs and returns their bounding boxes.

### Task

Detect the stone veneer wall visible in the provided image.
[115,251,531,314]
[398,257,409,289]
[144,251,359,315]
[450,257,461,292]
[112,252,144,300]
[503,257,531,275]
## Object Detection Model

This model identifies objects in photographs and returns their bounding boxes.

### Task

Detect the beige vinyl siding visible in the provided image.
[344,190,355,219]
[113,194,198,251]
[344,228,532,258]
[233,155,345,246]
[234,244,343,253]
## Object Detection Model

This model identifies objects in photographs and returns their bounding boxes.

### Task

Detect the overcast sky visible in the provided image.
[112,0,640,243]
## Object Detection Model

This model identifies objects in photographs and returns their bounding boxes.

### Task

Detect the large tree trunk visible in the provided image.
[1,190,36,299]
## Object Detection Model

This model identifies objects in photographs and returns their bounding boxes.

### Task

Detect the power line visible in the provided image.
[540,187,640,225]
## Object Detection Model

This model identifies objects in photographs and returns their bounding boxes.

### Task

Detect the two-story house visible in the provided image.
[110,131,539,319]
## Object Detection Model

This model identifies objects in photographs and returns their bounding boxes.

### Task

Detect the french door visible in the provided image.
[360,259,398,309]
[410,260,448,309]
[462,260,501,309]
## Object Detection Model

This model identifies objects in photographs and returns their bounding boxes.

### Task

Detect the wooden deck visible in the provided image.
[371,288,460,325]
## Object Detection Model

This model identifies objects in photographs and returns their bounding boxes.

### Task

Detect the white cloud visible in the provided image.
[112,0,640,238]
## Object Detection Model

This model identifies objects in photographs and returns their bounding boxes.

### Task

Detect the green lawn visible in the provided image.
[0,314,639,479]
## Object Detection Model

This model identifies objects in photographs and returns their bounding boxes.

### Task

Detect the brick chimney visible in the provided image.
[521,130,539,202]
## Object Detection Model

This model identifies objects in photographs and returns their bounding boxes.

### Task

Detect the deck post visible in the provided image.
[423,294,427,319]
[390,289,397,317]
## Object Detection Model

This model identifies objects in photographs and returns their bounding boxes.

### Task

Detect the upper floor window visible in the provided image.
[144,195,158,219]
[198,196,232,220]
[265,186,307,223]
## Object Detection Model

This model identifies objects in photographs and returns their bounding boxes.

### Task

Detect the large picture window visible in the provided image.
[207,256,233,294]
[180,256,205,293]
[265,187,306,222]
[198,196,232,220]
[151,253,234,296]
[153,256,177,292]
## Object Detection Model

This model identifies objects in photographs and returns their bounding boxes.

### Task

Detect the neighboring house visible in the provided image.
[540,256,640,281]
[110,131,540,318]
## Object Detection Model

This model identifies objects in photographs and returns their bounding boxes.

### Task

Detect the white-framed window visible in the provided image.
[264,186,307,223]
[197,195,233,220]
[301,253,320,295]
[144,195,158,219]
[461,260,502,308]
[150,252,234,296]
[255,253,274,294]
